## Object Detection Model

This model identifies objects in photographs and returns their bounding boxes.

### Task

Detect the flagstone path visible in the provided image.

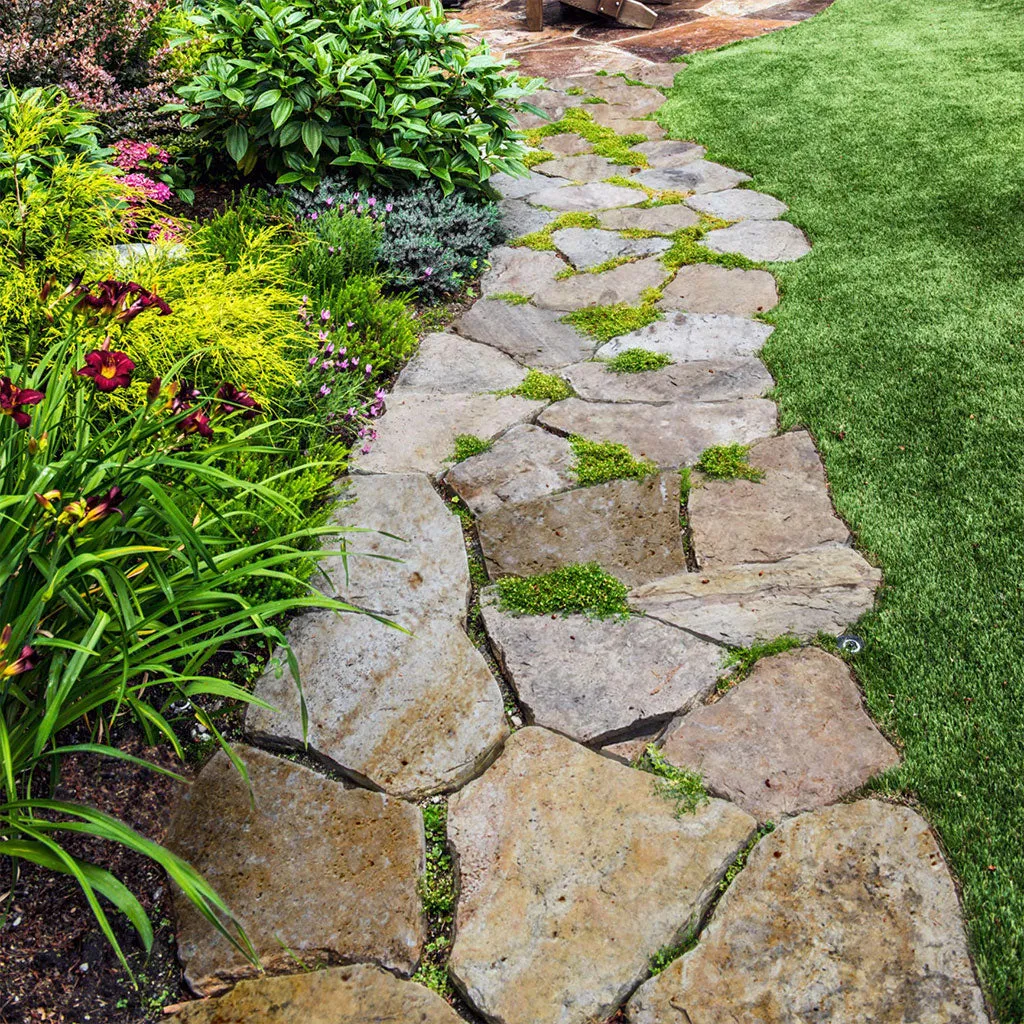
[167,70,991,1024]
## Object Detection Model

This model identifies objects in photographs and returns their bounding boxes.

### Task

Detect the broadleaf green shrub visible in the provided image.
[172,0,540,193]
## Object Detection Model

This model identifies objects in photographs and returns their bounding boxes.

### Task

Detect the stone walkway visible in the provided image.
[168,72,991,1024]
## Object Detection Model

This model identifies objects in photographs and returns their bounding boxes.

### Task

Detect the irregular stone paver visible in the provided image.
[658,263,779,316]
[490,169,567,199]
[533,254,668,311]
[478,245,566,298]
[600,116,668,140]
[448,728,757,1024]
[174,965,464,1024]
[629,547,882,646]
[477,471,687,588]
[394,331,526,395]
[457,299,595,366]
[601,725,665,766]
[550,227,671,269]
[632,139,706,168]
[564,357,774,404]
[481,600,724,744]
[352,392,543,478]
[635,160,751,194]
[597,312,774,362]
[690,430,851,568]
[500,198,557,238]
[587,85,666,116]
[588,101,665,128]
[533,153,622,182]
[539,397,776,468]
[628,801,990,1024]
[686,187,789,221]
[661,647,899,820]
[166,746,425,995]
[626,64,684,88]
[526,182,647,211]
[247,475,508,797]
[542,132,592,156]
[444,423,575,517]
[598,203,701,231]
[704,219,812,261]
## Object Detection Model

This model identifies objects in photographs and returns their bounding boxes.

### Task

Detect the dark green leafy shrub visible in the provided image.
[172,0,539,193]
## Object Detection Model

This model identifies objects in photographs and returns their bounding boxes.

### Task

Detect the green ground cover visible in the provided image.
[660,1,1024,1015]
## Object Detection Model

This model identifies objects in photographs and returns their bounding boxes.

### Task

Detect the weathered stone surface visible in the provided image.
[587,98,664,125]
[658,263,779,316]
[533,153,621,182]
[634,160,751,194]
[167,746,425,995]
[394,332,526,395]
[449,728,757,1024]
[628,801,989,1024]
[539,397,776,468]
[587,84,666,116]
[478,246,565,298]
[630,547,882,646]
[596,312,773,362]
[246,475,509,797]
[542,132,593,156]
[353,392,543,478]
[444,423,575,517]
[174,965,465,1024]
[526,181,647,211]
[481,601,724,743]
[550,226,671,269]
[686,187,788,221]
[661,647,899,820]
[598,203,700,231]
[704,219,811,261]
[626,63,684,88]
[690,430,851,568]
[564,357,774,404]
[477,471,686,588]
[500,198,557,238]
[599,117,667,140]
[600,724,665,766]
[631,138,705,168]
[533,255,668,311]
[457,299,595,367]
[490,169,565,199]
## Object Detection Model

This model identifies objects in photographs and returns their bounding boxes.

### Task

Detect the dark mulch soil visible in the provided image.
[0,741,193,1024]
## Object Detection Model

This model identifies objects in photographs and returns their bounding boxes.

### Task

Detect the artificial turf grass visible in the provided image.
[659,1,1024,1016]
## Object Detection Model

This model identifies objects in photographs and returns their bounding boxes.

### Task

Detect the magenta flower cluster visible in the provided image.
[113,140,170,174]
[119,173,172,204]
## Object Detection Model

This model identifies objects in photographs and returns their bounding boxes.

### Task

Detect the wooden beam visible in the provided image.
[526,0,544,31]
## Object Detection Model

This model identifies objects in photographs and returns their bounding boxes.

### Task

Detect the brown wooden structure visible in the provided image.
[525,0,658,31]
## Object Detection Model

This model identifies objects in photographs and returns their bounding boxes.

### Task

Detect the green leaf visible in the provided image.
[301,121,323,157]
[225,124,250,163]
[252,88,282,111]
[271,96,295,129]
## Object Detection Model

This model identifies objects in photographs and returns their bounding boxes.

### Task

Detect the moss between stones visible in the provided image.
[494,562,630,619]
[489,291,531,305]
[523,149,556,168]
[451,434,494,463]
[500,368,575,402]
[605,348,673,374]
[697,442,765,482]
[562,301,663,343]
[718,821,775,894]
[413,801,456,997]
[649,927,699,976]
[524,108,650,168]
[634,743,708,817]
[568,434,657,487]
[718,635,802,692]
[511,211,601,251]
[662,218,759,271]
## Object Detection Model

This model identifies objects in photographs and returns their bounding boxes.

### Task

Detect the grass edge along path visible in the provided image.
[658,1,1024,1017]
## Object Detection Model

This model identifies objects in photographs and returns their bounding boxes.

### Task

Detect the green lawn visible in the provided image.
[659,1,1024,1018]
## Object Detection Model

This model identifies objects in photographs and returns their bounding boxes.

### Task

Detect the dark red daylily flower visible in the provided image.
[0,624,35,678]
[181,408,213,438]
[58,487,124,530]
[77,349,136,392]
[215,383,262,420]
[0,377,44,429]
[74,280,172,325]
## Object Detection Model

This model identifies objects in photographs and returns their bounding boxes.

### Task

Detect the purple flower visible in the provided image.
[368,197,376,207]
[320,384,332,396]
[320,310,330,322]
[361,445,371,455]
[346,321,355,329]
[325,197,334,206]
[364,364,373,376]
[385,202,393,213]
[374,389,386,401]
[307,356,317,367]
[423,267,433,278]
[338,359,349,370]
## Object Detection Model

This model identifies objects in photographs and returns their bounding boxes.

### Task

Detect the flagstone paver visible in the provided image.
[632,138,706,167]
[393,331,526,394]
[166,746,425,996]
[448,728,756,1024]
[550,226,672,269]
[477,470,688,587]
[704,218,812,261]
[658,263,779,315]
[532,153,622,181]
[526,181,648,211]
[686,186,789,221]
[630,547,882,646]
[498,197,558,237]
[689,429,852,567]
[635,159,751,193]
[660,647,899,820]
[457,298,596,366]
[597,310,774,362]
[174,965,464,1024]
[481,601,724,744]
[539,396,777,468]
[533,254,669,310]
[598,203,701,231]
[477,245,566,298]
[628,801,990,1024]
[563,357,773,404]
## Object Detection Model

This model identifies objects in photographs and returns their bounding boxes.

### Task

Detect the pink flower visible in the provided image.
[320,384,332,396]
[320,310,330,322]
[118,173,172,204]
[423,267,433,278]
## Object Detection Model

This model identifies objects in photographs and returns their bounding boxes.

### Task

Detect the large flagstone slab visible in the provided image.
[661,647,899,820]
[686,187,788,221]
[457,299,596,366]
[500,198,558,238]
[393,332,526,395]
[448,727,756,1024]
[167,746,425,995]
[481,599,724,744]
[478,470,686,588]
[596,312,774,362]
[634,160,751,194]
[629,547,882,647]
[689,429,851,568]
[631,139,706,168]
[477,246,566,299]
[550,227,671,270]
[628,801,990,1024]
[539,397,776,468]
[526,181,647,211]
[532,153,622,182]
[533,255,669,311]
[703,219,812,262]
[657,263,779,316]
[598,203,701,232]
